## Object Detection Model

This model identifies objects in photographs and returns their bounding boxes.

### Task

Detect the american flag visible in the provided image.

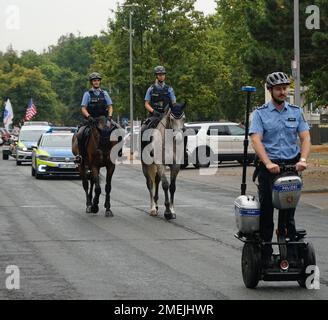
[24,99,37,121]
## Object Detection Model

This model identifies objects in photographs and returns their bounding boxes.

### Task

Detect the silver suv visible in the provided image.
[183,122,255,168]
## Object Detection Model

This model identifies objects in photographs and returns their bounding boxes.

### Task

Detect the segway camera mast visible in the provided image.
[240,86,256,196]
[234,87,261,238]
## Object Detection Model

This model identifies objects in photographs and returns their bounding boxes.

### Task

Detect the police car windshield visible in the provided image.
[20,130,47,142]
[41,135,72,148]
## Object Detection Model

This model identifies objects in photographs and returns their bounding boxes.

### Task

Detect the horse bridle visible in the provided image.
[158,109,185,130]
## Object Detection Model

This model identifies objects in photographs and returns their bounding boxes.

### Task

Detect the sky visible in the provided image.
[0,0,217,53]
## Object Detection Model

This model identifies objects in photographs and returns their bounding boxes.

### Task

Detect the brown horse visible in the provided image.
[72,116,123,217]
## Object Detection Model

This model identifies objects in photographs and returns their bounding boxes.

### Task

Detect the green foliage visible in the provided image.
[0,64,64,123]
[243,0,328,106]
[0,33,98,125]
[1,1,327,126]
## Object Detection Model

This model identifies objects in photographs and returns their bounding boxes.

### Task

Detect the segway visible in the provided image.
[234,86,317,289]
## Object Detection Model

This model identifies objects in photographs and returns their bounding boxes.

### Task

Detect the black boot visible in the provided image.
[76,134,85,164]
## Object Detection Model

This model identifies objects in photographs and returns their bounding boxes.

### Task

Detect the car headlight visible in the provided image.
[22,147,27,151]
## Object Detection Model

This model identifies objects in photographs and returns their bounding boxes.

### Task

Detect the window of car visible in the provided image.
[40,134,73,148]
[184,126,201,136]
[228,125,245,136]
[19,130,47,142]
[207,125,230,136]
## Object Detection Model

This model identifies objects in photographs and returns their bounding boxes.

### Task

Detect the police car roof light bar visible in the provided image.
[241,86,256,196]
[47,127,77,133]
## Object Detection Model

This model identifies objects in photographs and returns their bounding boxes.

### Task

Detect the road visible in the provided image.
[0,154,327,300]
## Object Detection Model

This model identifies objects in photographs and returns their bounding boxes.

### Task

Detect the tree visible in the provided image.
[0,64,66,124]
[92,0,213,121]
[243,0,328,106]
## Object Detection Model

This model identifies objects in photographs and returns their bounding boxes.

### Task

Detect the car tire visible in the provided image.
[3,152,9,160]
[180,153,189,169]
[180,163,188,169]
[35,172,42,179]
[16,160,22,166]
[193,147,212,168]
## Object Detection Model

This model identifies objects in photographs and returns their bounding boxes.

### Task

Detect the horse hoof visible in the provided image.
[91,205,99,214]
[150,209,158,217]
[86,206,92,214]
[164,212,176,220]
[105,210,114,218]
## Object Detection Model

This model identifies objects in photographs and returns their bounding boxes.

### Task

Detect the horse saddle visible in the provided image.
[140,117,162,154]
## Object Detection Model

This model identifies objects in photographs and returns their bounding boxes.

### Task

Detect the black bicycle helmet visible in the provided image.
[89,72,102,81]
[154,66,166,75]
[266,72,291,89]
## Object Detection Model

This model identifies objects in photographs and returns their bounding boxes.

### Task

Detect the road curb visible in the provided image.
[302,189,328,194]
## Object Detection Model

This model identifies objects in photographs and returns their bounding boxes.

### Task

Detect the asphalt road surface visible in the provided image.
[0,155,327,300]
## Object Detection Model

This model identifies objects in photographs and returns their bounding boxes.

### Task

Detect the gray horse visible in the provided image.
[141,103,186,220]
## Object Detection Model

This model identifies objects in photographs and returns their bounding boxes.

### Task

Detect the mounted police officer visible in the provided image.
[75,72,113,163]
[249,72,311,267]
[144,66,176,118]
[140,66,177,151]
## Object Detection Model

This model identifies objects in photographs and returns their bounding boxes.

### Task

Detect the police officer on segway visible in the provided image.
[249,72,311,267]
[75,72,113,163]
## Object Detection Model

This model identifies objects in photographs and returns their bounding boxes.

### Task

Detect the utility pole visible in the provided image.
[129,10,134,158]
[294,0,301,107]
[122,4,139,158]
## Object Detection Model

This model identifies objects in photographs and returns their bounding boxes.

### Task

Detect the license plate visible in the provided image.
[58,163,76,169]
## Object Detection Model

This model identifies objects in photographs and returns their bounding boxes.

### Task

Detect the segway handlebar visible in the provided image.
[272,162,297,173]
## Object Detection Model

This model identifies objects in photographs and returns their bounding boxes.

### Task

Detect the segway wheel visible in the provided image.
[298,242,316,288]
[242,243,261,289]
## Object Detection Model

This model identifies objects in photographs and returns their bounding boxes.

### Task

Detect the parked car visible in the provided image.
[124,125,140,148]
[16,124,51,165]
[2,140,17,160]
[31,128,79,179]
[183,122,256,168]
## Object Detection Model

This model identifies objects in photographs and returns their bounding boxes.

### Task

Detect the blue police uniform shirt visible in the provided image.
[249,101,310,160]
[81,89,112,107]
[144,81,176,102]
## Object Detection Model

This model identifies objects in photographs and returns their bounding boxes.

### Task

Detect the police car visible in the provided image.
[31,127,79,179]
[16,123,52,165]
